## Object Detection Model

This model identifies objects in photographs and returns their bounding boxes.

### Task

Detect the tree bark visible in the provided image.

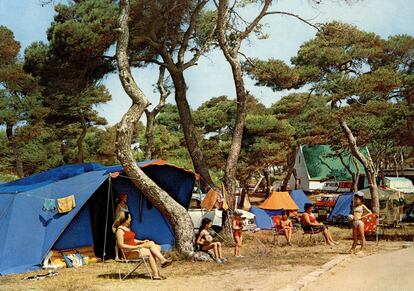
[76,113,87,163]
[170,71,215,191]
[6,123,24,178]
[144,67,169,160]
[144,110,155,160]
[116,0,194,255]
[282,146,297,191]
[352,156,360,192]
[338,115,379,214]
[263,168,271,196]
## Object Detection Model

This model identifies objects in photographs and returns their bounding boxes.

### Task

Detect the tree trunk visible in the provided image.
[263,168,271,196]
[116,0,194,255]
[282,146,297,191]
[338,115,379,214]
[76,113,87,163]
[222,61,247,212]
[144,110,155,160]
[6,123,24,178]
[170,71,215,191]
[352,156,360,192]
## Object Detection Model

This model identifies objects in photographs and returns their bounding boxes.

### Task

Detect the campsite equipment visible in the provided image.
[384,177,414,194]
[290,189,311,213]
[259,191,299,217]
[327,192,354,225]
[249,206,274,229]
[360,187,405,226]
[0,160,196,275]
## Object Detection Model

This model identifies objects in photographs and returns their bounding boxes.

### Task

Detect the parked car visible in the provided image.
[315,195,337,211]
[188,194,256,232]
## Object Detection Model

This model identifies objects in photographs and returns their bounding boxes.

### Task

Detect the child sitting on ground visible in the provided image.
[196,218,226,263]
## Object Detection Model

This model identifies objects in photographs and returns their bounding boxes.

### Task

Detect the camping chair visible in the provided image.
[362,213,378,236]
[118,247,154,280]
[272,216,297,245]
[298,217,324,244]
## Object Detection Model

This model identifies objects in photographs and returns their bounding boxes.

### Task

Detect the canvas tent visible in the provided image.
[327,192,354,224]
[259,191,298,216]
[249,206,274,229]
[290,190,311,213]
[0,160,196,275]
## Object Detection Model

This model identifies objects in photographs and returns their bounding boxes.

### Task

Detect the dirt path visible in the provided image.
[303,246,414,291]
[100,265,314,291]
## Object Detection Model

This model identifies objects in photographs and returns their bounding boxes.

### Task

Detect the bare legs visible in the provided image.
[126,249,160,278]
[350,224,366,255]
[202,242,223,261]
[283,228,292,245]
[322,228,337,245]
[141,241,171,265]
[234,235,243,256]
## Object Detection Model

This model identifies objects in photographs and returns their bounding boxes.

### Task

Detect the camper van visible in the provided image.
[188,194,256,232]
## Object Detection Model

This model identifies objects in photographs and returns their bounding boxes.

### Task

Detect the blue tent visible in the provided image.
[327,192,354,223]
[250,206,274,229]
[0,160,196,275]
[290,190,311,213]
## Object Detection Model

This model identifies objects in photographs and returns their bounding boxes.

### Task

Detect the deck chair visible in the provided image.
[118,247,153,280]
[272,216,297,245]
[298,216,324,244]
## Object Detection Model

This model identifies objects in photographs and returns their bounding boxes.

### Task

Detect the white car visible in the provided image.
[188,194,256,232]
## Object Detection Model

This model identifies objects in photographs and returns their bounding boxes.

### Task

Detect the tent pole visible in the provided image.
[103,176,112,263]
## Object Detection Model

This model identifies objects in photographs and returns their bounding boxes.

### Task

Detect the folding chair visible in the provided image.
[362,213,377,235]
[118,247,153,280]
[298,217,324,244]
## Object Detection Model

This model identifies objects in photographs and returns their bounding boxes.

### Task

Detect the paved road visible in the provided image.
[304,246,414,291]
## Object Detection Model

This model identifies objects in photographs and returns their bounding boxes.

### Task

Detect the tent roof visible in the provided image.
[360,187,401,200]
[301,145,368,181]
[0,159,198,194]
[290,189,311,212]
[384,177,414,193]
[259,191,298,211]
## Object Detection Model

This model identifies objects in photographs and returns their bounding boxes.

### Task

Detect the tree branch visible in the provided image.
[264,11,321,31]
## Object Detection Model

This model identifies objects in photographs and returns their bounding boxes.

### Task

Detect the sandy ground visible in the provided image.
[98,265,314,291]
[304,245,414,291]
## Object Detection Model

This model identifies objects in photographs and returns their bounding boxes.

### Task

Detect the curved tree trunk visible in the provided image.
[170,71,215,191]
[338,115,379,214]
[6,123,24,178]
[116,0,194,255]
[76,113,87,163]
[222,62,247,211]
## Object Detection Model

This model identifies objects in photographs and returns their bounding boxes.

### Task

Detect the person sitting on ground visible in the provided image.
[349,192,372,255]
[196,218,226,263]
[112,193,129,260]
[233,211,245,257]
[301,203,338,246]
[116,212,172,274]
[280,210,293,246]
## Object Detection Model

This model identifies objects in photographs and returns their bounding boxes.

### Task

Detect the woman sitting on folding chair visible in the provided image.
[301,203,338,246]
[116,212,171,280]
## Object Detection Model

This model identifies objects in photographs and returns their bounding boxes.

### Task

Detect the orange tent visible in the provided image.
[259,191,299,211]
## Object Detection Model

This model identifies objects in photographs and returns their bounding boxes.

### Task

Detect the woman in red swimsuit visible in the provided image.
[116,212,172,279]
[301,203,338,246]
